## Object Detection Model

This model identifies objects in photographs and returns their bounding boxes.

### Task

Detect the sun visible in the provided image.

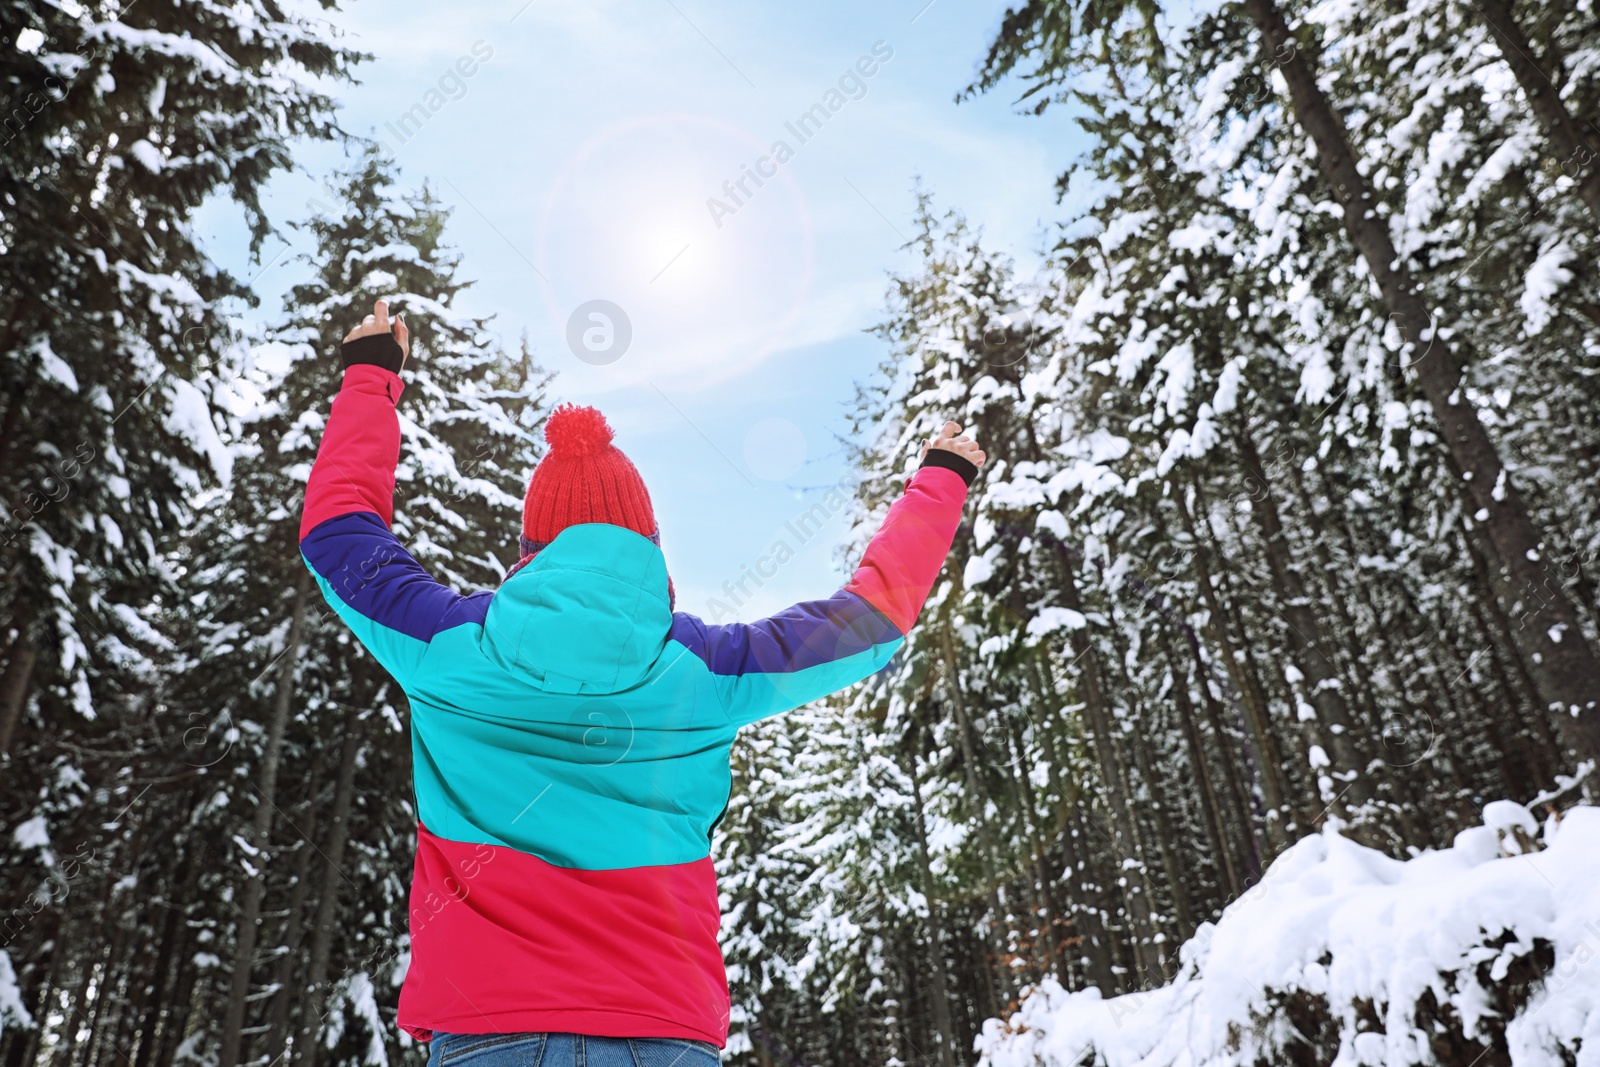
[634,218,703,289]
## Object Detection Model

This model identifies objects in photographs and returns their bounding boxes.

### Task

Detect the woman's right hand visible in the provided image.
[920,421,987,469]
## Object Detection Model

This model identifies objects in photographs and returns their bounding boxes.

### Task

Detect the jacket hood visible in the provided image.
[479,523,672,694]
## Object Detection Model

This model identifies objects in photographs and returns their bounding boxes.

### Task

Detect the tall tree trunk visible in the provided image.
[295,719,362,1067]
[1023,659,1119,992]
[0,623,39,756]
[1243,0,1600,766]
[1234,423,1373,812]
[1221,480,1335,830]
[1470,0,1600,222]
[5,907,65,1067]
[1116,693,1196,933]
[1052,802,1118,993]
[132,890,187,1067]
[79,923,127,1067]
[61,858,123,1067]
[85,819,143,1067]
[902,746,958,1067]
[1182,618,1259,883]
[1048,554,1164,985]
[1285,462,1391,763]
[937,627,1015,1007]
[999,713,1066,977]
[142,820,205,1067]
[1463,593,1544,798]
[1070,804,1137,989]
[1171,597,1256,882]
[155,919,203,1067]
[265,793,320,1064]
[219,573,310,1067]
[1317,478,1479,818]
[1158,628,1242,900]
[1458,522,1566,775]
[0,383,25,501]
[1178,489,1288,861]
[57,932,100,1067]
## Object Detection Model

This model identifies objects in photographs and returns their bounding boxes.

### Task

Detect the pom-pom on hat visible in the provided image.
[521,403,657,552]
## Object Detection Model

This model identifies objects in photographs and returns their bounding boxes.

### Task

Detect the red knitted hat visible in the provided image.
[521,404,656,549]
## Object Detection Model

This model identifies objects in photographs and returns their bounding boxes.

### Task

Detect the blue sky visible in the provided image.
[196,0,1087,619]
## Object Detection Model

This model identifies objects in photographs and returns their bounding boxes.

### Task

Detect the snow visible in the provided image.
[342,244,427,269]
[1520,242,1574,336]
[978,801,1600,1067]
[30,337,78,393]
[1167,218,1233,254]
[1153,342,1195,419]
[37,49,88,79]
[1156,428,1192,477]
[1461,131,1536,206]
[0,949,34,1039]
[326,973,390,1066]
[1300,349,1337,405]
[88,21,240,82]
[1027,608,1087,637]
[1211,357,1245,415]
[1402,110,1469,246]
[164,378,233,484]
[1189,403,1220,457]
[975,513,997,550]
[111,260,204,313]
[965,548,999,588]
[128,139,164,173]
[1036,510,1070,541]
[1099,210,1157,255]
[1193,59,1245,126]
[11,815,49,849]
[1483,800,1539,838]
[1114,322,1164,385]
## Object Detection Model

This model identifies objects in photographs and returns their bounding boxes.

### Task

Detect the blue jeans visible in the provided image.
[427,1031,720,1067]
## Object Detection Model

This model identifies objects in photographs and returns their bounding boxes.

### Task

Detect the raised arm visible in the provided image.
[299,301,468,687]
[673,423,985,727]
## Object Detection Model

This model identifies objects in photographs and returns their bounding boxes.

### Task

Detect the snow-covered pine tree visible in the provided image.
[95,151,550,1067]
[966,0,1600,785]
[1306,0,1600,665]
[0,0,359,752]
[0,1,360,1059]
[852,194,1047,1022]
[715,715,817,1064]
[719,195,1143,1060]
[718,19,1599,1041]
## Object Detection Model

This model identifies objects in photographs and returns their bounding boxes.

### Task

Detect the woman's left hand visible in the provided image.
[343,299,409,369]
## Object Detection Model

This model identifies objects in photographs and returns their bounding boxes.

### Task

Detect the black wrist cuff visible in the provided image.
[341,333,405,374]
[919,448,980,487]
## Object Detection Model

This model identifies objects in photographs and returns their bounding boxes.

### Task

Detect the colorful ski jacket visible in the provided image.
[299,362,976,1047]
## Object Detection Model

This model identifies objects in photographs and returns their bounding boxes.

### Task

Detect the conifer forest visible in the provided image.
[2,0,1598,1065]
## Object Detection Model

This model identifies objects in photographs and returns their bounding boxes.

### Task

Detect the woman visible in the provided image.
[300,301,985,1065]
